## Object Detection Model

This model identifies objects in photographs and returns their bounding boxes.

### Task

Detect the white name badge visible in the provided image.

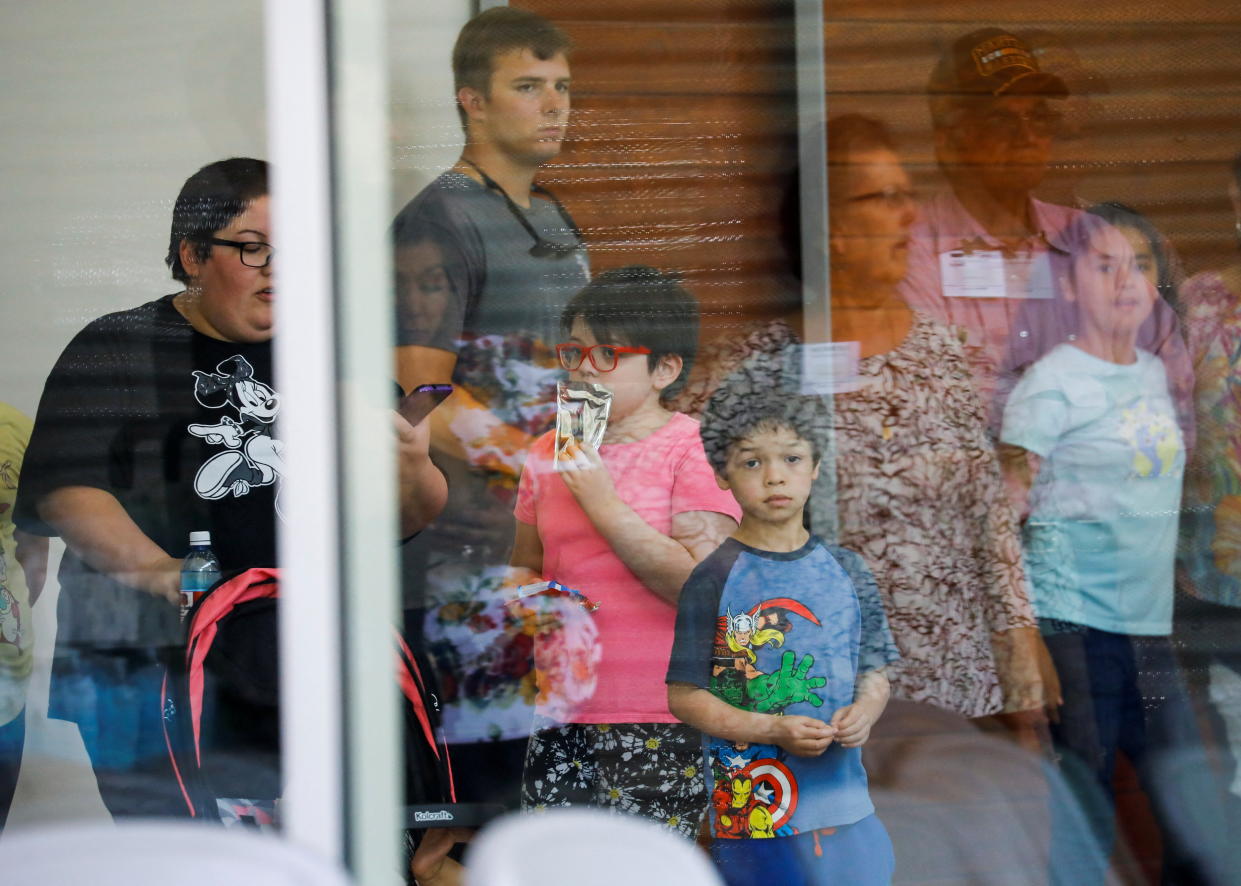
[791,341,862,395]
[940,248,1006,299]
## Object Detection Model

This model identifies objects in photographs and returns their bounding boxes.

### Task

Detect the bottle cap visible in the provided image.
[189,530,212,546]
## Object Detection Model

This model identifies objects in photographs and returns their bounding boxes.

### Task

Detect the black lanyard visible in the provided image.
[459,158,584,259]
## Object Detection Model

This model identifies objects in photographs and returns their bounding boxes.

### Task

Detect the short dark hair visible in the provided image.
[452,7,572,128]
[699,356,825,474]
[166,158,269,284]
[561,265,700,401]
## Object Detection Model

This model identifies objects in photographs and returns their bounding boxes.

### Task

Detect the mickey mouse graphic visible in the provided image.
[187,356,285,516]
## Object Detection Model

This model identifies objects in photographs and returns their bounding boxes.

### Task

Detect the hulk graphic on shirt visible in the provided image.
[746,650,826,713]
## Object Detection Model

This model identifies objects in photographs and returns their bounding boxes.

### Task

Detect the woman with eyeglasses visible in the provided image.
[14,158,283,819]
[13,158,446,820]
[826,116,1051,745]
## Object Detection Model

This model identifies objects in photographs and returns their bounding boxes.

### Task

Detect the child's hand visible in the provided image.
[558,440,618,507]
[829,696,884,748]
[769,714,835,757]
[410,827,471,886]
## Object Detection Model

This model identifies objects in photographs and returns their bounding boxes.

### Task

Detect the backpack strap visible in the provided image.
[393,630,456,802]
[160,670,197,816]
[185,567,280,763]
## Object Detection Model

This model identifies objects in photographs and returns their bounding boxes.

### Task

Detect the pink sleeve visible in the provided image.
[669,421,742,521]
[514,432,552,525]
[1181,273,1228,365]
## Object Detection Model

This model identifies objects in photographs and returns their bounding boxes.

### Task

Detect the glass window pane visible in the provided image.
[0,1,280,834]
[8,3,1241,884]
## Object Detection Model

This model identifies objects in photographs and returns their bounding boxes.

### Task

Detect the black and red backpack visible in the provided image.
[161,567,480,830]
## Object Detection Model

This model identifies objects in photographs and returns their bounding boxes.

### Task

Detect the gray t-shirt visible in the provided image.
[392,170,589,352]
[392,170,591,615]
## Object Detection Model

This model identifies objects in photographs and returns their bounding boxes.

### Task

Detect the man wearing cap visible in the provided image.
[901,28,1191,438]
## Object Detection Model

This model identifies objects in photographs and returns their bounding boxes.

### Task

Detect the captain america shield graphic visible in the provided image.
[746,758,797,830]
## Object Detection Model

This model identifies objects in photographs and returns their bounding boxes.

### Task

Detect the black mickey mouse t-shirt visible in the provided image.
[17,295,279,647]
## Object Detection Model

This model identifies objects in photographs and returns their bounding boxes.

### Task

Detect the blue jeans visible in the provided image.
[1044,624,1237,884]
[49,647,190,818]
[0,707,25,830]
[711,814,894,886]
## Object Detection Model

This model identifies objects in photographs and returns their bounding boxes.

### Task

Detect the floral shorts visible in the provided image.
[521,722,708,839]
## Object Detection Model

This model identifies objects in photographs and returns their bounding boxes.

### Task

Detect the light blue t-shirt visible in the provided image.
[1001,344,1184,635]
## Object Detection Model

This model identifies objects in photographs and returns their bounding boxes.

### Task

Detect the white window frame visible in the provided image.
[265,0,401,879]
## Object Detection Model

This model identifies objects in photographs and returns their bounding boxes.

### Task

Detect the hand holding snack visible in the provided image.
[557,439,618,506]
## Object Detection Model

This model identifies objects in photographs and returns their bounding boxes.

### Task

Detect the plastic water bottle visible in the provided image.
[180,530,221,621]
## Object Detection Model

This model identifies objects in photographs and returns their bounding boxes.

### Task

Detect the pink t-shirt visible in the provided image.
[515,412,741,723]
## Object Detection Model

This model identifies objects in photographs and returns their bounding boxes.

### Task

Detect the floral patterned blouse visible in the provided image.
[836,312,1036,717]
[1179,271,1241,608]
[676,312,1037,718]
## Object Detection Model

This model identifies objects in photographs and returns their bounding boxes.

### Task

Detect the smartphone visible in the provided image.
[398,383,453,426]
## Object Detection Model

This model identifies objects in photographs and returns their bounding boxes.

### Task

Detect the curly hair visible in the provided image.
[698,348,825,474]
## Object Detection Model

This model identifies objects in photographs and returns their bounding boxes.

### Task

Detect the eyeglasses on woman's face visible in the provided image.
[205,237,274,269]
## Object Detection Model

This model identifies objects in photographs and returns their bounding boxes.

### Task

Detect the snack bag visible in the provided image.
[555,382,611,471]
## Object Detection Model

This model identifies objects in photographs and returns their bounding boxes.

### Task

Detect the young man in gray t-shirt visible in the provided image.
[391,7,590,812]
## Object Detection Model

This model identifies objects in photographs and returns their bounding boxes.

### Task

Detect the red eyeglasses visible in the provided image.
[555,343,651,372]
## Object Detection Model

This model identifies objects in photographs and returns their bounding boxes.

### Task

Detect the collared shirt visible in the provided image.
[901,193,1078,377]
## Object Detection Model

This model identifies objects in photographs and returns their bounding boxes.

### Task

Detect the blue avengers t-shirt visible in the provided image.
[666,536,899,839]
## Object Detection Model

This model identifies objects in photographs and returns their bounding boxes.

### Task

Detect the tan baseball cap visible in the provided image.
[928,28,1069,99]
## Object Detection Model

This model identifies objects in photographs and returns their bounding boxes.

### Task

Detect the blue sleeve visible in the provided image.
[829,546,900,675]
[1001,362,1069,458]
[666,544,735,688]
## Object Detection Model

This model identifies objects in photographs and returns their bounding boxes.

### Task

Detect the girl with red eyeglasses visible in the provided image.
[510,266,741,836]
